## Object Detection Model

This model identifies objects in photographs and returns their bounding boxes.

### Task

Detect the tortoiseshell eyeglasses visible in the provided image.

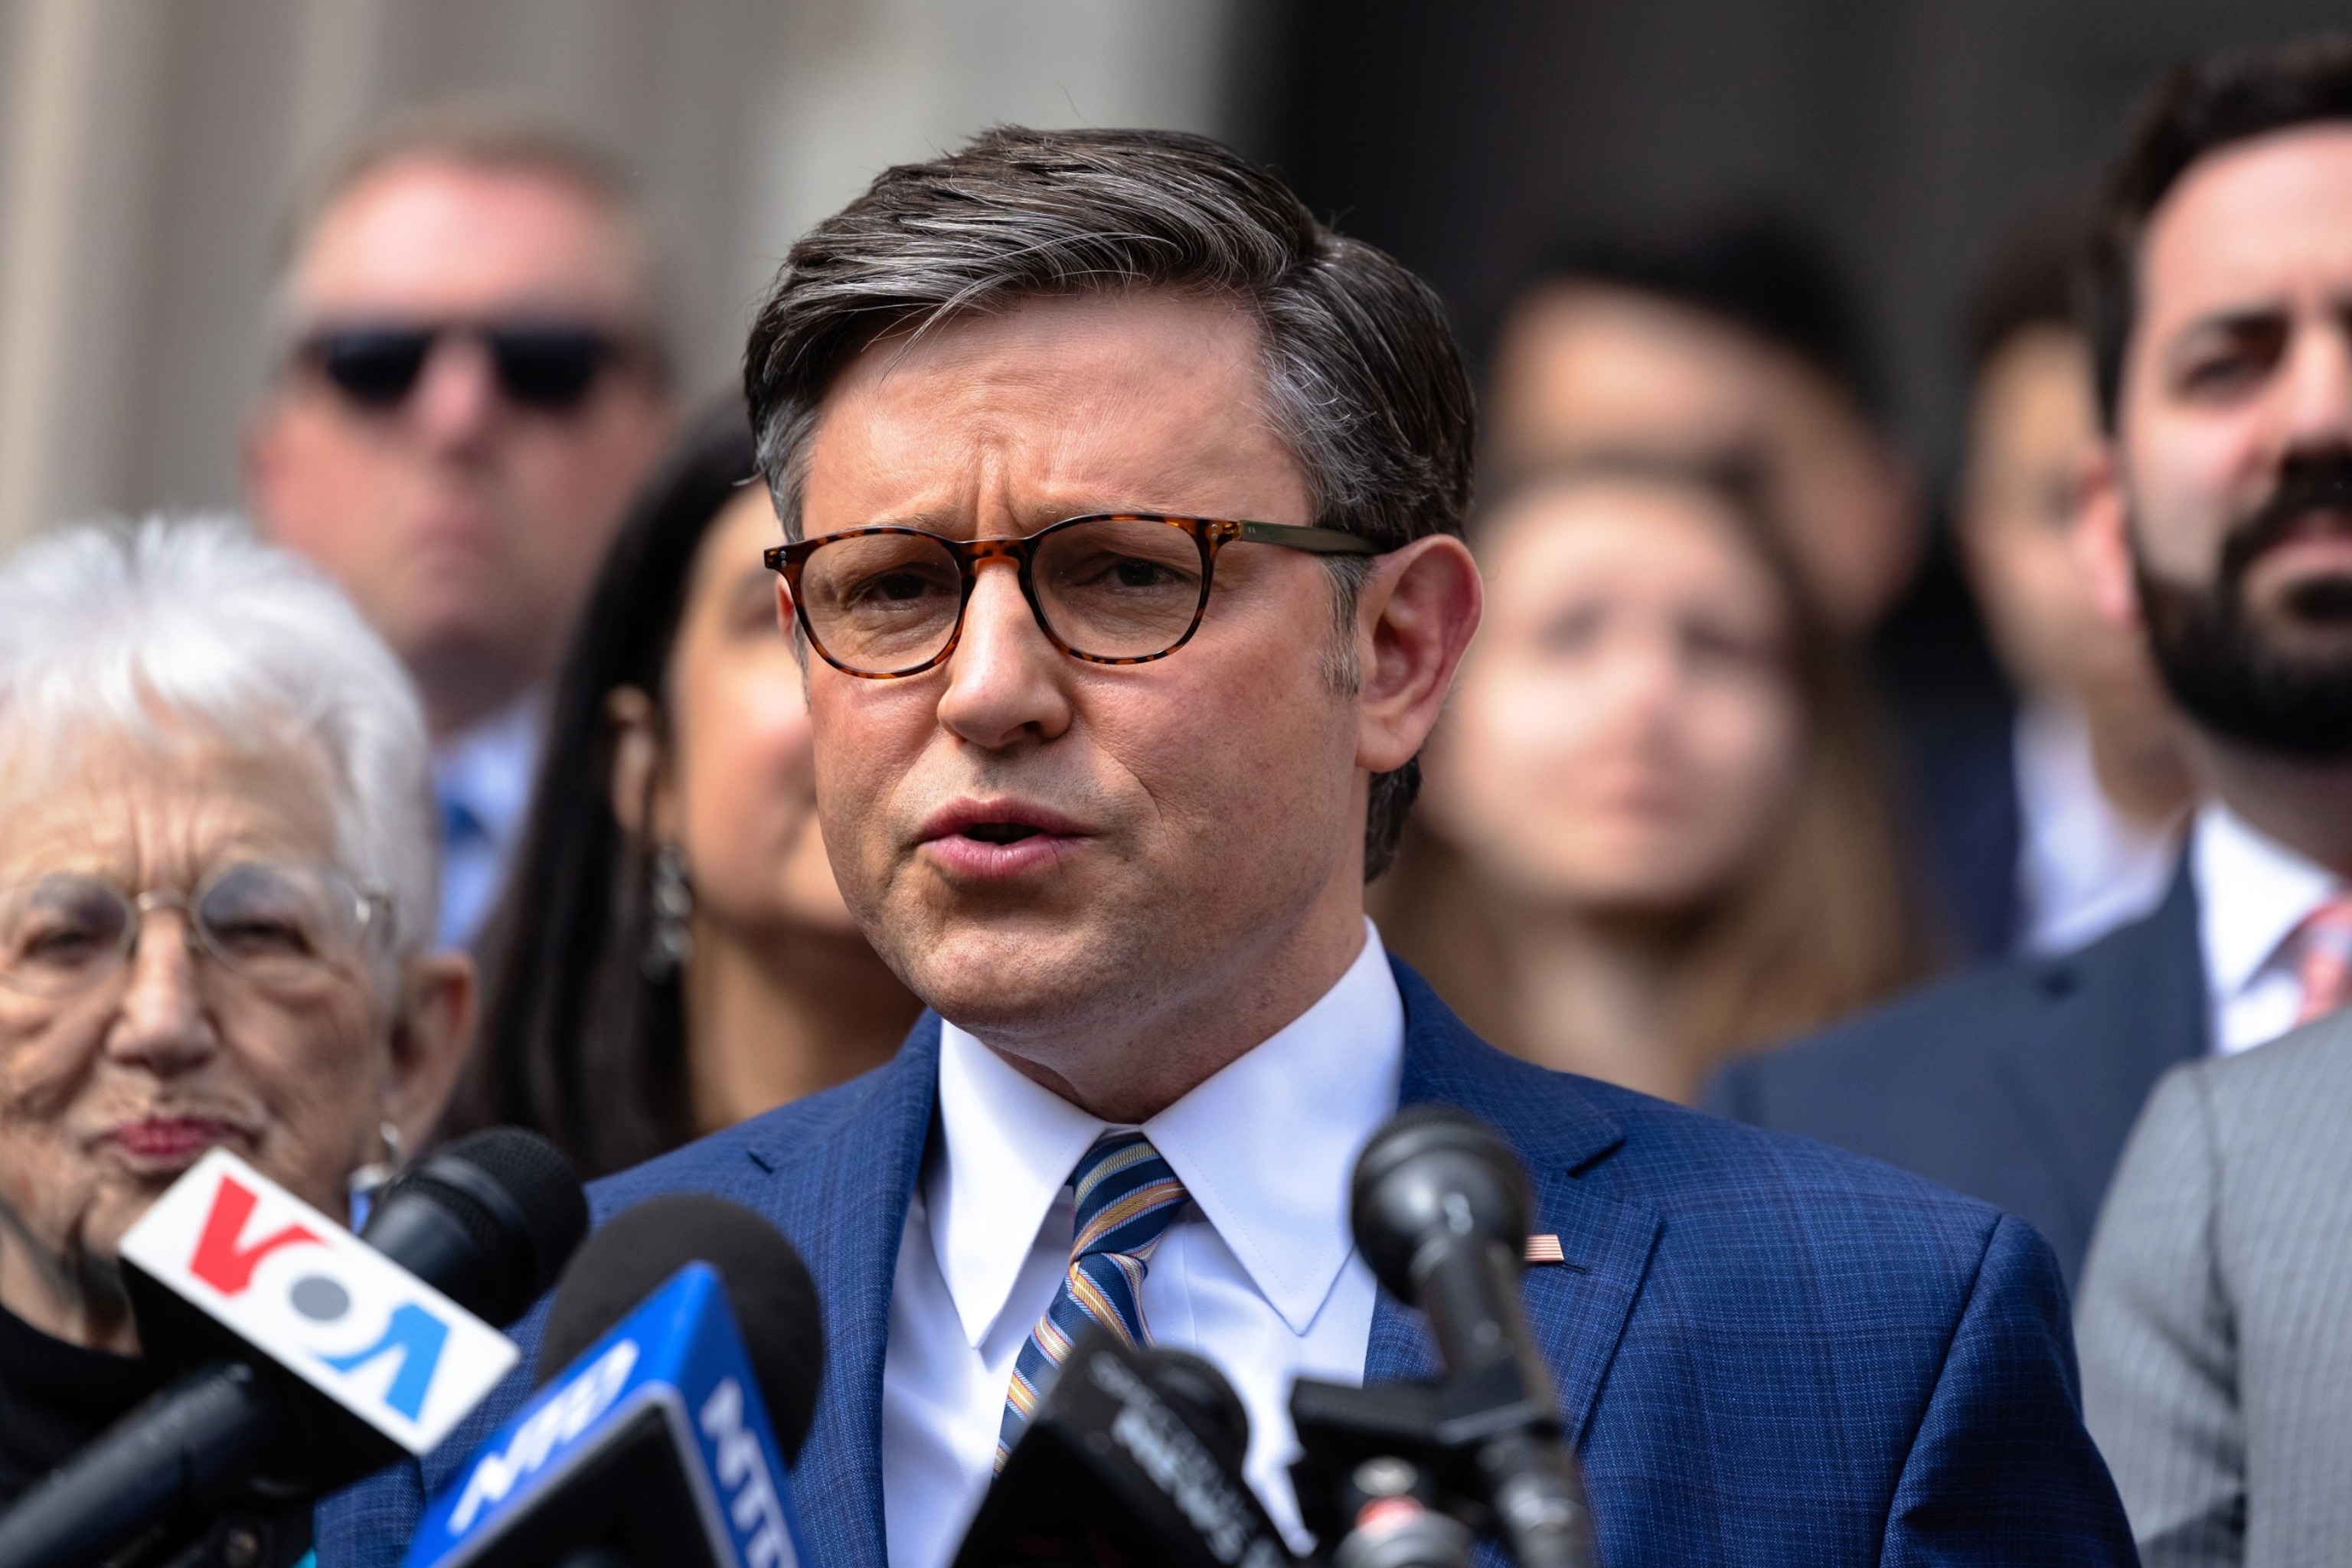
[762,512,1385,678]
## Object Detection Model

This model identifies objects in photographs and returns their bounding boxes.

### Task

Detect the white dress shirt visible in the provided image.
[430,693,542,948]
[2011,700,2181,956]
[880,920,1406,1568]
[2195,802,2347,1054]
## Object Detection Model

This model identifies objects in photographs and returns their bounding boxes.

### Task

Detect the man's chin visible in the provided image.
[887,919,1142,1041]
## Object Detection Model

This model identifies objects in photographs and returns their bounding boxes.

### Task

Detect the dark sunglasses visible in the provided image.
[294,322,633,413]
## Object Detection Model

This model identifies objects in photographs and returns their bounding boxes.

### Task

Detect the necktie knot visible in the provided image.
[1070,1131,1187,1263]
[997,1132,1188,1468]
[2295,892,2352,1026]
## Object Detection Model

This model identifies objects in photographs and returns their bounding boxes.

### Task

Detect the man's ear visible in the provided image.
[606,685,678,841]
[1354,534,1483,775]
[2075,439,2143,632]
[381,952,477,1156]
[774,579,812,674]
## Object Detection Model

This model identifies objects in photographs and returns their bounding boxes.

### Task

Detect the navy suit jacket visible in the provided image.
[1709,859,2206,1292]
[320,962,2132,1566]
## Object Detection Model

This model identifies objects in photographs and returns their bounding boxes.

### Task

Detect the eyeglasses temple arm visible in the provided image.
[1233,521,1385,554]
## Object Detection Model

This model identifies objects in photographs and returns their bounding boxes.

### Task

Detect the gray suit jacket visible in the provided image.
[2077,1013,2352,1567]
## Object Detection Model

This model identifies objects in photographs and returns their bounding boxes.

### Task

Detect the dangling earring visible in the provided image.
[644,841,694,980]
[347,1119,403,1204]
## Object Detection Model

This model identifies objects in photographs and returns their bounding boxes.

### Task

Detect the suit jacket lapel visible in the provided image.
[1367,963,1662,1444]
[744,1015,942,1568]
[1987,856,2205,1263]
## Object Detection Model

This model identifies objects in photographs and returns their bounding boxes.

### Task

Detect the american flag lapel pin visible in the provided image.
[1524,1233,1566,1266]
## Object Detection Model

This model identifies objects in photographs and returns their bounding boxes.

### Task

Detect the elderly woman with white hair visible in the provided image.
[0,517,472,1523]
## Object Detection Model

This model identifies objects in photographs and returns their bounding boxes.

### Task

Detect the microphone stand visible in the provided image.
[1289,1368,1587,1568]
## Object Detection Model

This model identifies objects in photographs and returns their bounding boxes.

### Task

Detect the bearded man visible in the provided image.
[1713,34,2352,1291]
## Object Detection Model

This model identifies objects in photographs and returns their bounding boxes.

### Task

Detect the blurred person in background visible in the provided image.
[244,106,676,950]
[449,405,919,1178]
[1483,214,2020,957]
[1713,34,2352,1291]
[0,518,472,1557]
[1375,456,1932,1102]
[1956,195,2194,955]
[1485,215,1920,632]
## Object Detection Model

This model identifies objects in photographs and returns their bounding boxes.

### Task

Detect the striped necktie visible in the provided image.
[997,1131,1188,1469]
[2294,893,2352,1026]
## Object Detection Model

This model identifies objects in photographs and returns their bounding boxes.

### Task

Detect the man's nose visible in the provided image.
[2279,318,2352,447]
[103,913,221,1078]
[935,558,1073,750]
[406,334,505,451]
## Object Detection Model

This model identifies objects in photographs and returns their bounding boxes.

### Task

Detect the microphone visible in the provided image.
[1291,1109,1593,1568]
[953,1323,1292,1568]
[0,1131,586,1568]
[361,1129,590,1329]
[403,1195,823,1568]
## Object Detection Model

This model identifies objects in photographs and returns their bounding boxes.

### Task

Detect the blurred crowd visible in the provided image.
[6,28,2352,1566]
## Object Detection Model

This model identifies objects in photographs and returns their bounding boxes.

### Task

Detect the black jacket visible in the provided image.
[1707,859,2205,1289]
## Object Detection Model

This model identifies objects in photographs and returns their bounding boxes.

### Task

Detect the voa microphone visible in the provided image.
[0,1129,589,1568]
[954,1323,1292,1568]
[403,1194,823,1568]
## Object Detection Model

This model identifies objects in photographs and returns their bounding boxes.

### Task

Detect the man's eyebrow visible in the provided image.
[824,503,1142,537]
[800,511,980,546]
[2174,305,2289,339]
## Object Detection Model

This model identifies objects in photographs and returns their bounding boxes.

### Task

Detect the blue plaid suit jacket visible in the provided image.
[318,960,2133,1566]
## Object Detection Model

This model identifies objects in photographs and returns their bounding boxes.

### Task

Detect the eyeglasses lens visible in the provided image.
[315,330,433,407]
[799,532,967,675]
[797,518,1214,674]
[1032,517,1207,659]
[196,864,354,983]
[485,328,609,410]
[0,865,366,997]
[0,877,131,996]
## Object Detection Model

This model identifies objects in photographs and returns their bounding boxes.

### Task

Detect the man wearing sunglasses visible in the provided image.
[322,128,2132,1568]
[244,107,675,946]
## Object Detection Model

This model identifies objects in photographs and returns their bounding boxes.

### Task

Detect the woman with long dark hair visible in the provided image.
[456,403,918,1174]
[1374,454,1935,1103]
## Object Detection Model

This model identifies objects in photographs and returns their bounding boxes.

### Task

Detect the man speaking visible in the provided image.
[321,128,2129,1566]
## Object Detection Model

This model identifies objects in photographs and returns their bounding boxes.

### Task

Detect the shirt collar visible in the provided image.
[2196,801,2346,997]
[928,920,1405,1348]
[431,691,544,849]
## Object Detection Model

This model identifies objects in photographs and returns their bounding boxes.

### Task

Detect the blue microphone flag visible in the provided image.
[404,1262,808,1568]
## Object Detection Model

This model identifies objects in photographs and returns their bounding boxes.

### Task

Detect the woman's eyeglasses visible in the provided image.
[293,322,635,413]
[0,863,394,998]
[763,513,1387,678]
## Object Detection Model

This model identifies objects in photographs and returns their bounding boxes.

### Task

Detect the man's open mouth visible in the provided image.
[962,822,1043,845]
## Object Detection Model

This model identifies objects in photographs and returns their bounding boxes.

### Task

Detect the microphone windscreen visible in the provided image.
[539,1196,823,1459]
[364,1128,589,1325]
[436,1128,592,1271]
[1350,1106,1528,1298]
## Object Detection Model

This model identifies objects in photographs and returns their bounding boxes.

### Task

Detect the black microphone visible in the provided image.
[1343,1109,1593,1568]
[953,1324,1293,1568]
[402,1195,824,1568]
[534,1196,822,1457]
[0,1130,587,1568]
[364,1129,590,1329]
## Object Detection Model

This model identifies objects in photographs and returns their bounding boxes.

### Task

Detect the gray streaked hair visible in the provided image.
[741,126,1476,879]
[0,516,439,959]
